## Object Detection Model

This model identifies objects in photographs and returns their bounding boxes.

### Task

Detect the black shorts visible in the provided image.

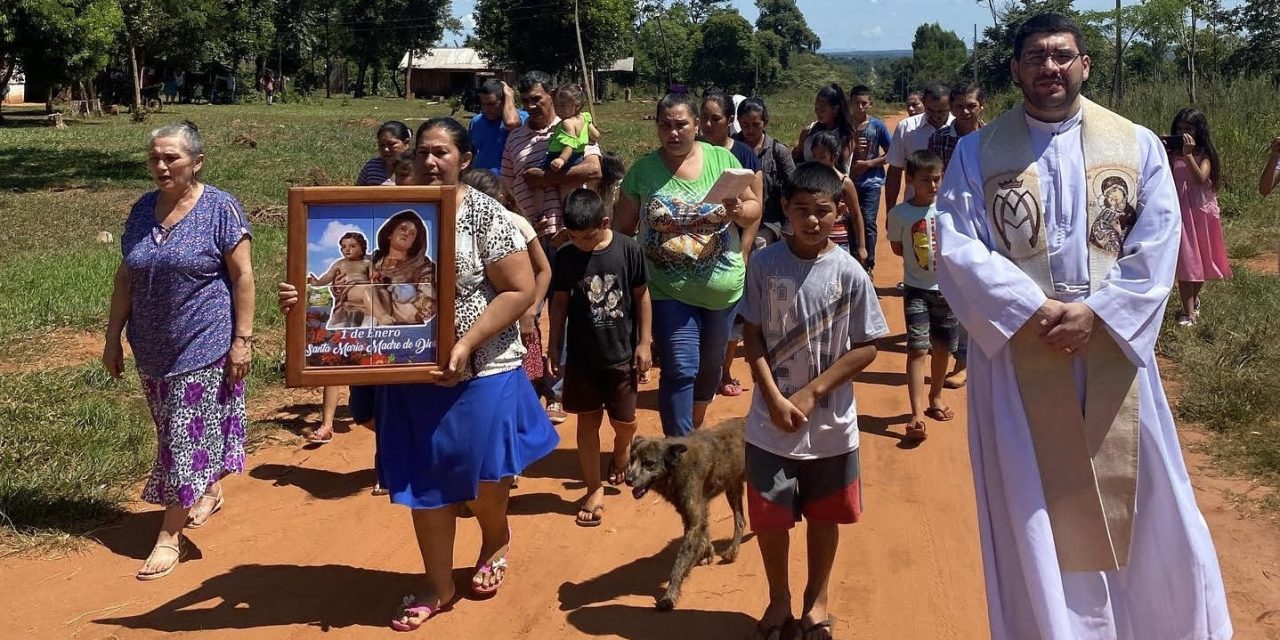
[562,361,637,422]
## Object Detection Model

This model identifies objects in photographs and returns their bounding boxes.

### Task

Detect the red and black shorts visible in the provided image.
[745,444,863,532]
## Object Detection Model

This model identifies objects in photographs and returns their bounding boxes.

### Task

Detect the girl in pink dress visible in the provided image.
[1170,107,1231,326]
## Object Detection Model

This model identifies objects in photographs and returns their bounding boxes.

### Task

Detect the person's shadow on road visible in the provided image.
[97,563,470,631]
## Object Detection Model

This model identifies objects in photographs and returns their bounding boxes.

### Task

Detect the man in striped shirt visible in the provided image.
[502,70,602,243]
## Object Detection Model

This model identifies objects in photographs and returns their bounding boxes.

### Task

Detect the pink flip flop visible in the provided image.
[390,595,450,632]
[471,529,511,596]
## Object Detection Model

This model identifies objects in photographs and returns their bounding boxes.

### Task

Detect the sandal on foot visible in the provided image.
[943,370,968,389]
[371,483,389,496]
[800,618,834,640]
[390,595,450,632]
[718,378,745,397]
[754,616,796,640]
[924,405,954,422]
[471,529,511,596]
[185,490,224,529]
[136,542,182,581]
[307,425,334,444]
[576,502,605,527]
[905,420,928,442]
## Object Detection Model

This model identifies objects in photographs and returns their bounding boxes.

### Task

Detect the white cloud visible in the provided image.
[861,25,883,38]
[460,14,476,31]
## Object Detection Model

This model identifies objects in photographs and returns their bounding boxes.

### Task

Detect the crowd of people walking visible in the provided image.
[102,12,1280,640]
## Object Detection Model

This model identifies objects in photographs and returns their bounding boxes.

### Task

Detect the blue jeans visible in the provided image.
[652,298,736,437]
[855,181,883,269]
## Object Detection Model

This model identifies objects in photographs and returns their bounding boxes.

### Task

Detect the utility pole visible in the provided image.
[1188,3,1198,103]
[1112,0,1122,105]
[973,24,978,86]
[325,6,333,99]
[574,0,594,109]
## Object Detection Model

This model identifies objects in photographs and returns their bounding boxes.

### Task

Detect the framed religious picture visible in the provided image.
[285,186,458,387]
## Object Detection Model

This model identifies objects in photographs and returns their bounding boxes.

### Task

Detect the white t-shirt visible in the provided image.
[887,112,954,201]
[741,242,889,459]
[886,201,939,290]
[887,113,954,168]
[502,209,537,245]
[729,94,747,136]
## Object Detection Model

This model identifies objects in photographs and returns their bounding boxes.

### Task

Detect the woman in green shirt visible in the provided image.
[614,92,762,436]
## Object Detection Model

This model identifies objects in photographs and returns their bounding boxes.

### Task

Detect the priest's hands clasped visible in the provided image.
[1033,299,1095,356]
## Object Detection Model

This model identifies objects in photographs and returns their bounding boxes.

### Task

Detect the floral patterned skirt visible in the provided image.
[139,359,247,508]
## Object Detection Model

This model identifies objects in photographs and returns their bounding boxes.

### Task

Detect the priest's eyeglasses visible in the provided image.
[1020,50,1082,68]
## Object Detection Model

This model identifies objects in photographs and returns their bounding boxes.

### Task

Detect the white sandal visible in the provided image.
[185,490,224,529]
[136,542,182,581]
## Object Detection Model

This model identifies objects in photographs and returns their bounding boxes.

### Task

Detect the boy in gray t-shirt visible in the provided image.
[741,162,888,638]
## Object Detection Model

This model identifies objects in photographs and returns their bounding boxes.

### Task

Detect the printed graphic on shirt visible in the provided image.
[584,273,625,324]
[911,218,931,271]
[641,195,732,279]
[765,275,849,408]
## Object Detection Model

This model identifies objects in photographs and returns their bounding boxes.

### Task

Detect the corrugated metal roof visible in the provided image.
[397,49,636,74]
[398,48,494,71]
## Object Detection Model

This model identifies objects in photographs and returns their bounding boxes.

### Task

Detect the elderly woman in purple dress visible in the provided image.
[103,120,255,581]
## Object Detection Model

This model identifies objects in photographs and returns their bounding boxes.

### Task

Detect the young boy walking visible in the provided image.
[549,189,652,528]
[887,149,956,442]
[741,162,888,639]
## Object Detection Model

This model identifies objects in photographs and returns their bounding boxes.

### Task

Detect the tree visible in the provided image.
[473,0,634,76]
[754,0,819,67]
[340,0,450,98]
[910,23,968,85]
[751,29,785,90]
[0,4,18,123]
[1228,0,1280,83]
[634,2,699,87]
[687,9,756,91]
[6,0,123,111]
[687,0,729,23]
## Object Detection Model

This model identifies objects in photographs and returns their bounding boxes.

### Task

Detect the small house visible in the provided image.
[2,68,26,105]
[397,48,511,97]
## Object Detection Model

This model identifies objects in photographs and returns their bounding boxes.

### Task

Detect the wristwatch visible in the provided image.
[234,334,255,345]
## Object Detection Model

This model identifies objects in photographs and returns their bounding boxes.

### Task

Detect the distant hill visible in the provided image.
[822,49,912,60]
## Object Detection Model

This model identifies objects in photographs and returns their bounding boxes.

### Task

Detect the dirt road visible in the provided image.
[2,113,1277,640]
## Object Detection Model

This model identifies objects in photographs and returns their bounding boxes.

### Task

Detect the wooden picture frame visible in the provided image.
[285,186,458,387]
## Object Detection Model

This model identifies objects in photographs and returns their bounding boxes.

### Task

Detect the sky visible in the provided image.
[444,0,1245,52]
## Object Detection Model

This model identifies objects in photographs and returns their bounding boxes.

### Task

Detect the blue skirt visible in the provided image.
[375,368,559,509]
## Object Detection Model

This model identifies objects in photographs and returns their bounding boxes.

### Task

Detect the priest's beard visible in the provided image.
[1015,74,1084,117]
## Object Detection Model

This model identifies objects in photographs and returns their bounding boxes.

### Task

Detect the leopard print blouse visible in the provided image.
[453,187,528,379]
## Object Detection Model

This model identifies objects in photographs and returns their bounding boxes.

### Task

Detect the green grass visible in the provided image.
[1105,79,1280,493]
[1158,269,1280,485]
[0,362,160,535]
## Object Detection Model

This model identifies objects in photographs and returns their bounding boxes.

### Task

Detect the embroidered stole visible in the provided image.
[977,98,1142,572]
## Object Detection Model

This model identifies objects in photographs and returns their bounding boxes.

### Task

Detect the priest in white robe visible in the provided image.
[934,14,1232,640]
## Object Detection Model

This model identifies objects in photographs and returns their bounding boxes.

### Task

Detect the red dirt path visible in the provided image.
[1,113,1276,640]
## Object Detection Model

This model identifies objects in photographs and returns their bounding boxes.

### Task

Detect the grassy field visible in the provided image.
[1,77,1278,545]
[1106,79,1280,494]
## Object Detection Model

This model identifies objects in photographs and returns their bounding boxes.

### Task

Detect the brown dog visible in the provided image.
[625,419,746,611]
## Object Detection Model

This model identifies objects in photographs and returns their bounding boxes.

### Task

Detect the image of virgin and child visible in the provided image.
[311,209,436,328]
